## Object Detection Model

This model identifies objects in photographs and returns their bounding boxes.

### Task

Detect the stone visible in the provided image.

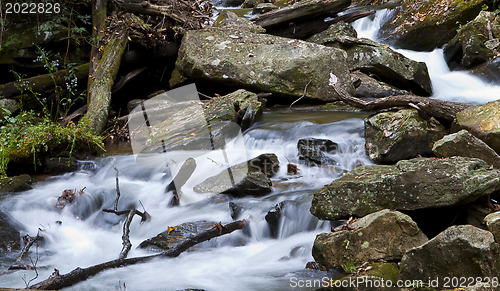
[400,225,500,288]
[351,71,411,98]
[325,36,432,96]
[454,100,500,154]
[247,153,279,177]
[139,220,216,251]
[433,129,500,168]
[484,211,500,243]
[444,11,500,70]
[312,210,427,270]
[214,10,266,34]
[0,99,20,118]
[242,0,269,8]
[0,210,21,253]
[378,0,487,51]
[306,21,358,44]
[469,56,500,83]
[310,157,500,220]
[253,3,278,14]
[0,174,33,193]
[365,109,446,163]
[297,138,338,166]
[333,262,401,291]
[176,28,354,102]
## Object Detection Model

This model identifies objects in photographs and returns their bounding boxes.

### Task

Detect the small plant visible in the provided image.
[342,260,359,274]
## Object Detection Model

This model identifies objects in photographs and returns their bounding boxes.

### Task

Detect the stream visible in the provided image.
[1,9,500,291]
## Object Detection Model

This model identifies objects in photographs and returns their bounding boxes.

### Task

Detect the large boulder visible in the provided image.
[0,210,21,253]
[454,100,500,154]
[433,129,500,168]
[139,220,216,251]
[365,109,447,163]
[312,36,432,96]
[444,11,500,70]
[484,211,500,243]
[378,0,487,51]
[310,157,500,220]
[312,209,428,270]
[351,71,410,98]
[176,27,354,102]
[400,225,500,287]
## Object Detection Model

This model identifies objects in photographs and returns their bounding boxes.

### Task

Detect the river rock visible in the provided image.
[213,0,245,7]
[333,262,401,291]
[313,210,427,270]
[378,0,486,51]
[194,154,275,196]
[306,21,358,44]
[351,71,410,98]
[469,57,500,83]
[0,99,20,118]
[215,10,266,33]
[433,129,500,168]
[400,225,500,287]
[242,0,269,8]
[297,138,338,166]
[324,36,432,96]
[176,27,354,102]
[139,220,217,251]
[484,211,500,243]
[253,3,278,14]
[444,11,500,70]
[310,157,500,220]
[0,210,21,253]
[0,174,33,193]
[454,100,500,154]
[365,109,446,163]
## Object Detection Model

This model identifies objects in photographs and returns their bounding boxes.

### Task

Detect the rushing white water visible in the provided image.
[0,110,367,290]
[353,10,500,105]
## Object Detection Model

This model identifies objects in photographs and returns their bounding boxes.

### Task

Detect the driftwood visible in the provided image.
[328,73,472,124]
[269,10,375,39]
[0,63,89,99]
[251,0,350,29]
[29,219,247,290]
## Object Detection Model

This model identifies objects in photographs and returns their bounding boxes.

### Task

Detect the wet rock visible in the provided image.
[433,129,500,168]
[0,210,21,253]
[400,225,500,287]
[297,138,338,166]
[326,36,432,96]
[176,28,354,102]
[378,0,486,51]
[203,89,265,131]
[311,157,500,220]
[306,21,358,44]
[265,201,286,238]
[247,153,279,177]
[0,99,20,118]
[313,210,427,270]
[0,174,33,193]
[229,201,244,220]
[139,220,217,251]
[253,3,278,14]
[469,56,500,83]
[214,10,266,33]
[454,100,500,153]
[194,169,272,196]
[351,71,411,98]
[365,109,446,163]
[484,211,500,243]
[444,11,500,70]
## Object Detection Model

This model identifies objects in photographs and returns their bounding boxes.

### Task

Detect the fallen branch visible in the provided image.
[29,219,247,290]
[328,73,472,124]
[166,157,197,206]
[9,230,43,271]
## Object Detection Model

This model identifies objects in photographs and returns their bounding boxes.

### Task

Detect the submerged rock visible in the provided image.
[484,211,500,243]
[297,138,338,166]
[313,209,427,270]
[400,225,500,287]
[454,100,500,154]
[139,220,216,251]
[444,11,500,70]
[310,157,500,220]
[378,0,486,51]
[176,27,354,101]
[365,109,446,163]
[433,129,500,168]
[0,210,21,253]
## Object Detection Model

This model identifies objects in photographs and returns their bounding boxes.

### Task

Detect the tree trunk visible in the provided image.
[0,63,89,99]
[250,0,350,29]
[29,220,247,290]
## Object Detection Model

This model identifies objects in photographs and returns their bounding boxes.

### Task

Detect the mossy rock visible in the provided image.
[0,174,32,193]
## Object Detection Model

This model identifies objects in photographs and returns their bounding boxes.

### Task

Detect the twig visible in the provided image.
[289,80,312,108]
[113,165,120,211]
[9,229,42,270]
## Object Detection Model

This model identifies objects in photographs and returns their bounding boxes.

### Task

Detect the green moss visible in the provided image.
[0,111,104,176]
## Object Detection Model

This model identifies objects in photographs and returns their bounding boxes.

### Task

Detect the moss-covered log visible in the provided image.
[0,63,89,99]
